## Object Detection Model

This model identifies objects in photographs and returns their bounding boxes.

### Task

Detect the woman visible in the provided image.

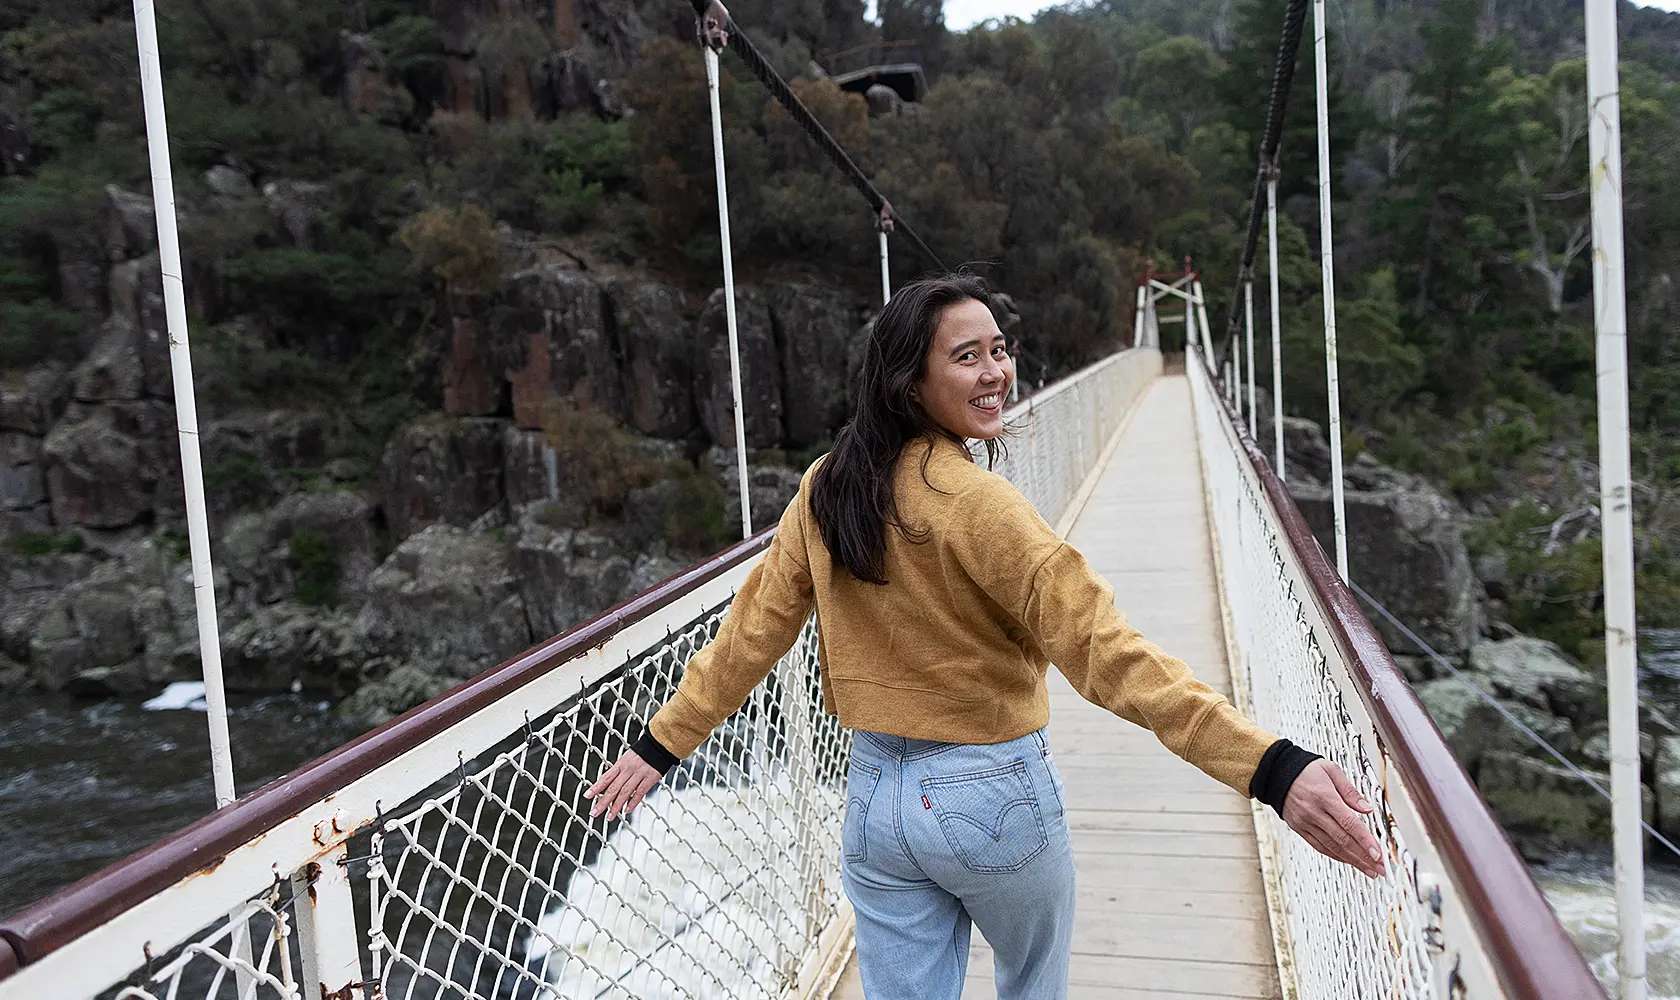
[587,273,1383,999]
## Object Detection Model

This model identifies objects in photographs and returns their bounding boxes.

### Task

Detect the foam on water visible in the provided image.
[1534,856,1680,999]
[142,681,207,711]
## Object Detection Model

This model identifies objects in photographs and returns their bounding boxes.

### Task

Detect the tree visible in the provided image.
[1490,60,1590,314]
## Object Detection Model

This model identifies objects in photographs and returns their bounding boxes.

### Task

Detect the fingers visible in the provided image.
[584,753,661,821]
[1325,761,1374,814]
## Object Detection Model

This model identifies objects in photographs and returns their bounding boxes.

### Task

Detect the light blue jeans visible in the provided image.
[841,727,1076,1000]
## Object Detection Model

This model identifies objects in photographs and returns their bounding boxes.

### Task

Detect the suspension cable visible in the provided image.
[689,0,949,272]
[1221,0,1310,356]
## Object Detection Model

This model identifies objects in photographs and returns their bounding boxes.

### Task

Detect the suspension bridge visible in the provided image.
[0,0,1650,995]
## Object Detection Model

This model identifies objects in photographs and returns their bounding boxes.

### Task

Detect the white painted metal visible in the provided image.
[1585,0,1646,992]
[1188,356,1511,1000]
[1133,285,1147,348]
[130,0,235,807]
[704,48,753,539]
[1233,308,1244,420]
[1245,279,1258,436]
[1192,279,1217,374]
[293,844,363,1000]
[1312,0,1348,579]
[879,229,891,304]
[1268,177,1286,480]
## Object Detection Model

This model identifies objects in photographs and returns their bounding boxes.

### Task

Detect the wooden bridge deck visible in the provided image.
[831,375,1282,1000]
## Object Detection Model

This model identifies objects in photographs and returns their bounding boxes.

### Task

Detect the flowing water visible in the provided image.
[0,689,361,915]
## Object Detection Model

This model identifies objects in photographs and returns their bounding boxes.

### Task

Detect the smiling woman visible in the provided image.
[585,273,1383,1000]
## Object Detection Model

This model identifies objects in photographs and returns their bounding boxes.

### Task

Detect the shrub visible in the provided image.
[541,398,661,513]
[661,463,732,553]
[399,204,505,295]
[4,531,83,557]
[289,529,341,606]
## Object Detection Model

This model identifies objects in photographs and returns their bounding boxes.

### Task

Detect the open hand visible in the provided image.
[699,0,730,50]
[1281,759,1386,878]
[584,750,662,821]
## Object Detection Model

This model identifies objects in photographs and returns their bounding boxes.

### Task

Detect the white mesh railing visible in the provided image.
[366,610,843,1000]
[0,345,1160,1000]
[1187,354,1602,1000]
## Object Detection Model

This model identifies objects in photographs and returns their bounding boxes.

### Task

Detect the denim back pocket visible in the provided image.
[921,761,1048,873]
[843,761,882,864]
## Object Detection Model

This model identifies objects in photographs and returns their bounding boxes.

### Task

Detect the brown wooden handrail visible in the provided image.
[0,526,777,973]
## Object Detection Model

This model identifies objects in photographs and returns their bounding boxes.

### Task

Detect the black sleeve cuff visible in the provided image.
[632,727,681,775]
[1248,738,1321,814]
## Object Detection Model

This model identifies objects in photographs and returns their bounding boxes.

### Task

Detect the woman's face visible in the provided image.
[914,298,1014,440]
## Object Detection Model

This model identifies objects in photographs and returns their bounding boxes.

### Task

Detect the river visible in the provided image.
[3,691,1680,997]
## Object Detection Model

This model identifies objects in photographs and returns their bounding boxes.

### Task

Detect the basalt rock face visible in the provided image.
[0,186,869,724]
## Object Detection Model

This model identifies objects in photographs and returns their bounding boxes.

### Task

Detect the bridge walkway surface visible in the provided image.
[832,374,1282,1000]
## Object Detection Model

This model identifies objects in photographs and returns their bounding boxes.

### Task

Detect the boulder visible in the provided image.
[443,314,502,417]
[222,602,360,693]
[205,165,255,199]
[1291,470,1483,657]
[0,363,71,434]
[694,286,781,448]
[1414,675,1578,773]
[705,448,804,534]
[1466,636,1599,727]
[263,490,380,602]
[379,418,507,542]
[42,402,178,528]
[0,432,45,511]
[767,282,859,447]
[337,661,456,726]
[261,180,330,248]
[607,280,696,438]
[106,254,172,398]
[72,322,145,402]
[352,524,532,680]
[103,185,156,261]
[515,513,633,639]
[1477,749,1650,846]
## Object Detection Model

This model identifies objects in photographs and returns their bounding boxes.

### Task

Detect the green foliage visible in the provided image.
[660,463,733,553]
[399,204,506,294]
[204,452,268,494]
[3,531,84,557]
[288,529,341,607]
[541,399,662,513]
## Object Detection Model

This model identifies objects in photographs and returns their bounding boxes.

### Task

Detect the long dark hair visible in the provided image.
[811,273,1003,585]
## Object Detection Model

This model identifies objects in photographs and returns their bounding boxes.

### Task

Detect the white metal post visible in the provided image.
[704,48,753,539]
[1185,286,1196,356]
[1586,0,1646,993]
[1245,279,1257,436]
[292,845,365,999]
[1133,286,1146,348]
[1313,0,1348,578]
[879,229,891,305]
[1233,309,1244,417]
[131,0,235,808]
[1192,280,1216,375]
[1268,177,1286,480]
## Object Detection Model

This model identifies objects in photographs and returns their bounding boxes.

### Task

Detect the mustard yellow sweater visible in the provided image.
[643,434,1286,798]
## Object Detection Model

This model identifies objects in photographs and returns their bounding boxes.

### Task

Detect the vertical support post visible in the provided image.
[131,0,234,807]
[1192,280,1216,375]
[704,48,752,539]
[878,229,892,305]
[1133,286,1147,348]
[1185,286,1196,355]
[1586,0,1646,993]
[293,844,364,1000]
[1312,0,1348,578]
[1268,176,1286,480]
[1232,308,1244,417]
[1245,278,1258,437]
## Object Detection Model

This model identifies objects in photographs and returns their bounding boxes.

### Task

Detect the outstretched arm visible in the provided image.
[586,481,815,820]
[949,473,1383,876]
